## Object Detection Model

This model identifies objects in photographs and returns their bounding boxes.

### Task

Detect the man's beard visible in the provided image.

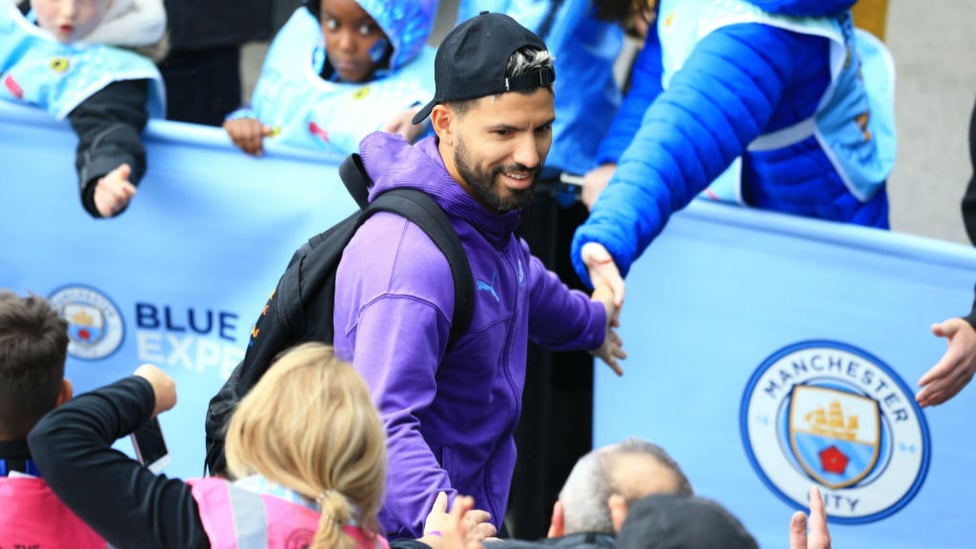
[454,136,537,213]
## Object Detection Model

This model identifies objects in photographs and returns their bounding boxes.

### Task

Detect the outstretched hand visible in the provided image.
[790,486,831,549]
[590,283,626,376]
[581,242,624,311]
[421,492,488,549]
[916,317,976,407]
[382,106,426,143]
[93,163,137,217]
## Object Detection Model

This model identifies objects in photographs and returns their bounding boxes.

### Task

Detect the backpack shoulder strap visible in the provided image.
[339,153,371,209]
[367,188,474,346]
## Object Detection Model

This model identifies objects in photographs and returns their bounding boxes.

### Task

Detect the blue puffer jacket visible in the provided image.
[572,0,894,286]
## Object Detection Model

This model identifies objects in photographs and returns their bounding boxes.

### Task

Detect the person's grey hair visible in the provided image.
[614,437,694,498]
[447,46,555,117]
[557,438,694,535]
[558,450,615,534]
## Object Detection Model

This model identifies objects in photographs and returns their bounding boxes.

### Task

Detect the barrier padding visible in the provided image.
[594,197,976,547]
[4,99,975,546]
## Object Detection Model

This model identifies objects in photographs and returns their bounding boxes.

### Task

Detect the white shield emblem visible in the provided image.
[789,385,880,489]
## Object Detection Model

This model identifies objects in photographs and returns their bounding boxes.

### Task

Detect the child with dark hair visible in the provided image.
[0,290,103,547]
[223,0,437,156]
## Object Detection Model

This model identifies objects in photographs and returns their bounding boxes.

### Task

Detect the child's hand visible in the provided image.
[94,163,137,218]
[420,492,487,549]
[790,486,831,549]
[382,106,425,143]
[223,117,273,156]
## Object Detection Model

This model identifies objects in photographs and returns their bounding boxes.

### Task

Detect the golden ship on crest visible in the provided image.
[804,400,859,442]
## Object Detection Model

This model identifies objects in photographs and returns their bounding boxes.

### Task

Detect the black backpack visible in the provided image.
[203,154,474,476]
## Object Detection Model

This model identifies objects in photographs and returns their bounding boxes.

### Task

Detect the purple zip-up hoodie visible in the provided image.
[333,131,607,539]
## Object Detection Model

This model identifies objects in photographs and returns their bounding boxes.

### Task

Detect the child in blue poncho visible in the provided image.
[0,0,167,218]
[223,0,437,156]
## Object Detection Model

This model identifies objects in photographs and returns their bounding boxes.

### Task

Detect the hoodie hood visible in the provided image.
[81,0,166,47]
[359,132,522,247]
[357,0,436,70]
[745,0,856,17]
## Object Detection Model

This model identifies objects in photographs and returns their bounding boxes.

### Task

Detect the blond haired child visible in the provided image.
[28,342,478,548]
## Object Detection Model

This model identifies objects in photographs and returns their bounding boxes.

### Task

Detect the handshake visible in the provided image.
[587,243,627,376]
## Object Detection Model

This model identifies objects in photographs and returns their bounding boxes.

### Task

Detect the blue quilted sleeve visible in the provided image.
[595,20,664,166]
[749,0,853,17]
[572,23,799,286]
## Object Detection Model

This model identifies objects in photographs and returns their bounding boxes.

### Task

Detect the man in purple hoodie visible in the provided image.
[331,12,626,541]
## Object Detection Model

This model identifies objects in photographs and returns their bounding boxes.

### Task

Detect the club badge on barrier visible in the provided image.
[740,340,929,523]
[48,285,125,360]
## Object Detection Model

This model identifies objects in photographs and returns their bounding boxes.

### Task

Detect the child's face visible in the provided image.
[320,0,387,82]
[32,0,112,43]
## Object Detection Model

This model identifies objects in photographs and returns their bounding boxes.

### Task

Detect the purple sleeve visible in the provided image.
[346,296,457,538]
[332,215,460,539]
[524,244,607,351]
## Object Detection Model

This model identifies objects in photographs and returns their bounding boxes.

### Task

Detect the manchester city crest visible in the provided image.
[740,341,929,523]
[48,285,124,360]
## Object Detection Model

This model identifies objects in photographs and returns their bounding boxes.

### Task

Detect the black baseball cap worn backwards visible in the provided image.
[412,11,556,124]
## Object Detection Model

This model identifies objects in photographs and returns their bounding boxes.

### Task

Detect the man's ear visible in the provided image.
[54,378,73,408]
[608,494,628,533]
[547,500,565,538]
[430,104,454,145]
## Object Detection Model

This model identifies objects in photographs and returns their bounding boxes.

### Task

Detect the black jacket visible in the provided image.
[952,93,975,329]
[163,0,271,50]
[68,79,150,218]
[28,377,209,548]
[961,93,976,245]
[488,533,616,549]
[966,285,976,331]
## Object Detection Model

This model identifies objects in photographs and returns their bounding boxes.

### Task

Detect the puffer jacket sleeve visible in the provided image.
[594,18,664,166]
[571,22,799,286]
[749,0,850,16]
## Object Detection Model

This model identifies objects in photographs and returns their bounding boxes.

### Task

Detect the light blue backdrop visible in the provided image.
[593,199,976,547]
[0,100,356,478]
[3,99,975,547]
